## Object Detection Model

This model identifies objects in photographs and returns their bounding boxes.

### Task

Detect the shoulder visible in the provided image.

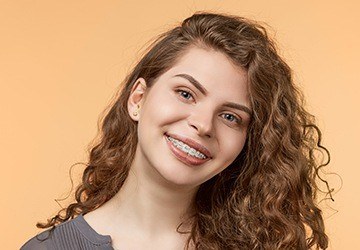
[20,215,113,250]
[20,229,54,250]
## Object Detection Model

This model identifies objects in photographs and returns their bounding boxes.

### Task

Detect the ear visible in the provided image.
[127,78,148,122]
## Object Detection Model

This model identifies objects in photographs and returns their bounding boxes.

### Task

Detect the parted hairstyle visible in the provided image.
[37,12,333,249]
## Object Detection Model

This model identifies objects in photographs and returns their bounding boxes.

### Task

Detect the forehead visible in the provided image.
[162,46,250,107]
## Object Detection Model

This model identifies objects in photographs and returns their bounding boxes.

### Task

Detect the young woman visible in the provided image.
[21,12,332,249]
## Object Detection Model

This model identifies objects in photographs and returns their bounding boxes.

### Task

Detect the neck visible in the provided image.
[98,153,198,238]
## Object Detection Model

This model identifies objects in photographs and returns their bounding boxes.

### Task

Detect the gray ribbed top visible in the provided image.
[21,214,113,250]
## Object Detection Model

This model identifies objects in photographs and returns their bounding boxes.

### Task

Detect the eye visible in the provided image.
[175,89,195,102]
[175,89,243,126]
[221,113,242,125]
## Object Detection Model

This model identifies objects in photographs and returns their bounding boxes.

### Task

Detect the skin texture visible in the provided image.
[84,46,251,249]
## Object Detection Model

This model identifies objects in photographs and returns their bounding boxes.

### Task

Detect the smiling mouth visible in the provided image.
[164,133,211,166]
[164,132,212,158]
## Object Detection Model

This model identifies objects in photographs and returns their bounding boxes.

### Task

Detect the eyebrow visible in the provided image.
[173,73,252,116]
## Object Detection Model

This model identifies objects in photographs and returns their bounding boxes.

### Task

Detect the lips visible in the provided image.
[164,132,212,159]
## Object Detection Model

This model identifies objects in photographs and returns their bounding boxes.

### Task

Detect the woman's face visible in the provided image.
[128,46,251,188]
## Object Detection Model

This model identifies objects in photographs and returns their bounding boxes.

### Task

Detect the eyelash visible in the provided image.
[175,89,242,125]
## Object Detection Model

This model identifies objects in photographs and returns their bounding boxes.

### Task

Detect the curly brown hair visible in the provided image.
[37,12,332,249]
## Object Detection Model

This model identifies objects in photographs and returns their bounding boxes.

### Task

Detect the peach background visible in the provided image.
[1,1,358,249]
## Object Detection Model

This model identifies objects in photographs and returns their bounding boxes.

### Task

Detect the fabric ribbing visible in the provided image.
[20,214,113,250]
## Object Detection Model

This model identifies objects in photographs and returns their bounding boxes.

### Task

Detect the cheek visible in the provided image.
[145,93,187,125]
[221,133,247,162]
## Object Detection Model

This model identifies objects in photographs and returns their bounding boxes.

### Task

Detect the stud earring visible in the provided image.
[133,104,140,116]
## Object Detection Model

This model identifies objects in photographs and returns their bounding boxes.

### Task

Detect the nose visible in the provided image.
[187,109,214,138]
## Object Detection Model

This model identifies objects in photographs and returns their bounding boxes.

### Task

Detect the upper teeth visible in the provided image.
[168,136,207,159]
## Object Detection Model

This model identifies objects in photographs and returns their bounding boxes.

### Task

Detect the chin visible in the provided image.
[154,164,204,188]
